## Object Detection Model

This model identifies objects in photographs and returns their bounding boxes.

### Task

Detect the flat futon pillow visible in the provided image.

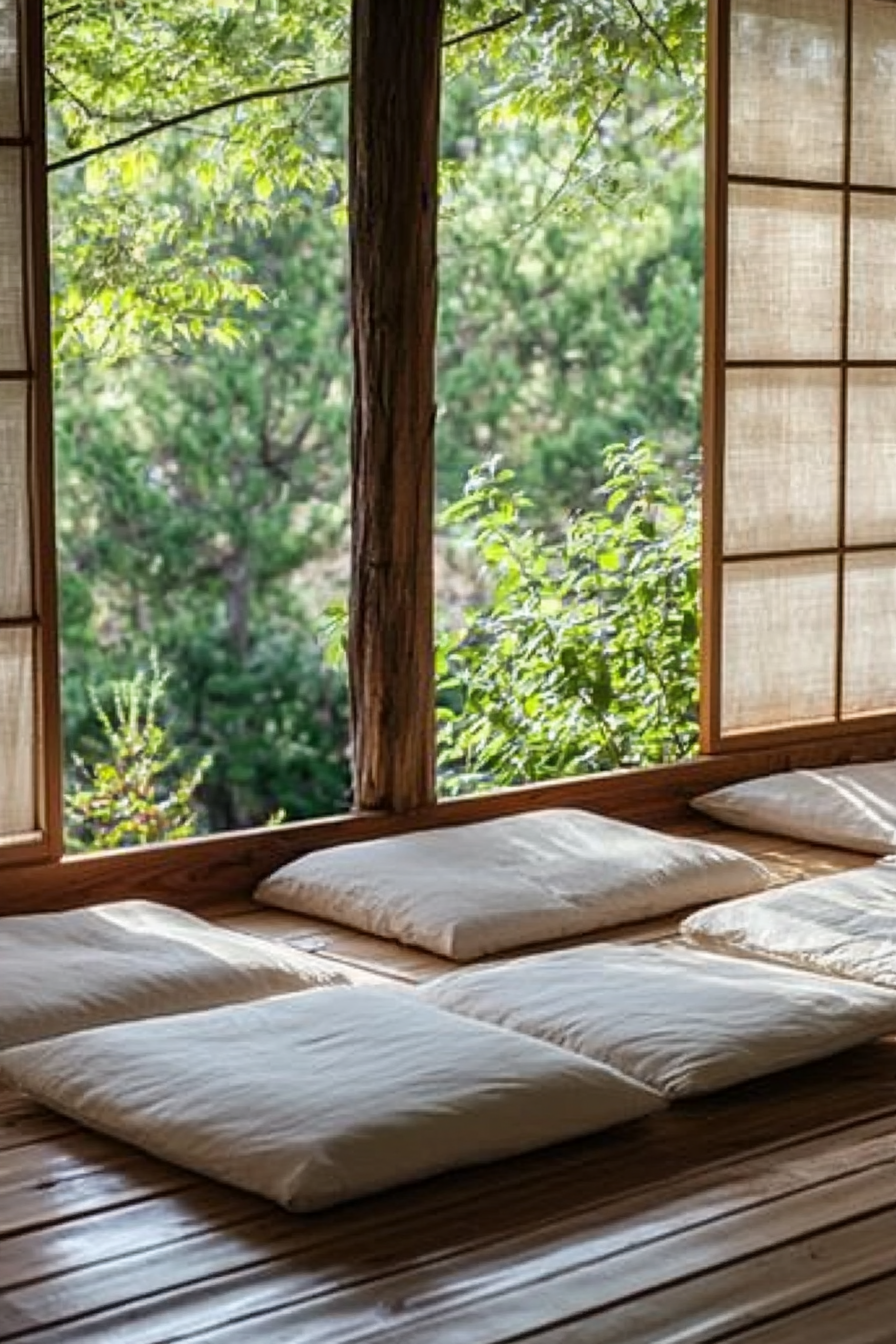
[255,808,771,960]
[0,987,665,1211]
[421,942,896,1097]
[691,760,896,854]
[681,861,896,989]
[0,899,347,1049]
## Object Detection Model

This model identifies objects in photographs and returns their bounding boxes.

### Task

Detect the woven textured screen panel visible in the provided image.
[723,368,839,555]
[0,628,34,838]
[726,185,842,362]
[849,194,896,360]
[846,370,896,547]
[0,0,17,136]
[843,553,896,717]
[0,380,30,618]
[0,148,25,373]
[728,0,845,183]
[721,558,838,733]
[851,0,896,188]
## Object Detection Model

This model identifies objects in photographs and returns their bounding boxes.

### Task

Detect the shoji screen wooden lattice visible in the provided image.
[0,0,60,861]
[704,0,896,749]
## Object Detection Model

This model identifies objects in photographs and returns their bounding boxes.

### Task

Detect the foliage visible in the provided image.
[437,439,700,793]
[66,656,211,851]
[54,219,354,829]
[46,1,708,837]
[45,1,705,361]
[438,143,703,512]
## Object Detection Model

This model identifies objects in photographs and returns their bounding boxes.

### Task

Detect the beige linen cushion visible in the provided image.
[681,861,896,989]
[0,987,664,1212]
[421,942,896,1097]
[0,899,347,1049]
[255,808,771,960]
[691,761,896,854]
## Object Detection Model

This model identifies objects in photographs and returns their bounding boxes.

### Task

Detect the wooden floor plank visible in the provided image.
[717,1274,896,1344]
[0,1146,198,1239]
[1,826,895,1344]
[112,1151,896,1344]
[516,1204,896,1344]
[0,1188,266,1293]
[0,1111,76,1153]
[10,1101,896,1343]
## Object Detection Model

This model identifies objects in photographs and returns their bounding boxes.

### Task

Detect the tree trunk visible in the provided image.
[348,0,443,812]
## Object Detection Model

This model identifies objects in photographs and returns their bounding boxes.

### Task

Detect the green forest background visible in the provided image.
[46,1,706,846]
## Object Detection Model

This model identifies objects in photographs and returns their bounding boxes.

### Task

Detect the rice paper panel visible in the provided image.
[726,185,842,362]
[849,194,896,361]
[0,148,25,372]
[729,0,846,183]
[723,367,840,555]
[721,556,838,734]
[851,0,896,188]
[846,370,896,547]
[843,552,896,718]
[0,1,19,138]
[0,626,34,839]
[0,380,30,618]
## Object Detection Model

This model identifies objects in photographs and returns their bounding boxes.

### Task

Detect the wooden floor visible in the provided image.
[3,825,896,1343]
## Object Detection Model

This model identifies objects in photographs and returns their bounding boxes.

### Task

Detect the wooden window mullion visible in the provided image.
[347,0,443,813]
[700,0,729,753]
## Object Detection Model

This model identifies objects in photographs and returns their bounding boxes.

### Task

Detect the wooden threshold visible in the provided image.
[3,726,896,915]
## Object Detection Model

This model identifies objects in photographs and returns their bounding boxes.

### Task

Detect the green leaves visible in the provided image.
[436,439,700,794]
[66,655,211,850]
[50,0,707,835]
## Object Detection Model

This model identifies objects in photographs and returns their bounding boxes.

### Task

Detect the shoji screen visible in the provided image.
[0,0,60,860]
[704,0,896,748]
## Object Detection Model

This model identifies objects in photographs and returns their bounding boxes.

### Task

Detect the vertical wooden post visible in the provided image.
[700,0,728,755]
[348,0,443,812]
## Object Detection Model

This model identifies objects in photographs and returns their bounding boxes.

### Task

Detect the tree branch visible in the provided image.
[510,73,631,247]
[45,3,82,23]
[444,10,524,50]
[46,65,107,124]
[621,0,683,77]
[48,10,525,174]
[48,70,348,173]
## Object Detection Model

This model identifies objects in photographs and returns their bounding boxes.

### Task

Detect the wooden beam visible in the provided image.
[700,0,727,754]
[347,0,443,812]
[5,727,896,914]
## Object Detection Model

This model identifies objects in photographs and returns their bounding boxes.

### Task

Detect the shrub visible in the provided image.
[66,655,211,850]
[436,438,700,793]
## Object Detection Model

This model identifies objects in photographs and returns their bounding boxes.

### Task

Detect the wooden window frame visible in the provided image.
[0,0,61,869]
[5,0,896,913]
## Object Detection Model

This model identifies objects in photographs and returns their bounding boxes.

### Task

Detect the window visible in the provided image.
[4,0,896,900]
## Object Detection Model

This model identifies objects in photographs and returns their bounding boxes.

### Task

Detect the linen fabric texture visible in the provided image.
[256,808,771,960]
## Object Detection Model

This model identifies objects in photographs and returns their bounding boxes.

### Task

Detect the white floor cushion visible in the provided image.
[255,808,770,960]
[421,943,896,1097]
[681,861,896,988]
[0,987,664,1211]
[0,900,347,1049]
[691,760,896,854]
